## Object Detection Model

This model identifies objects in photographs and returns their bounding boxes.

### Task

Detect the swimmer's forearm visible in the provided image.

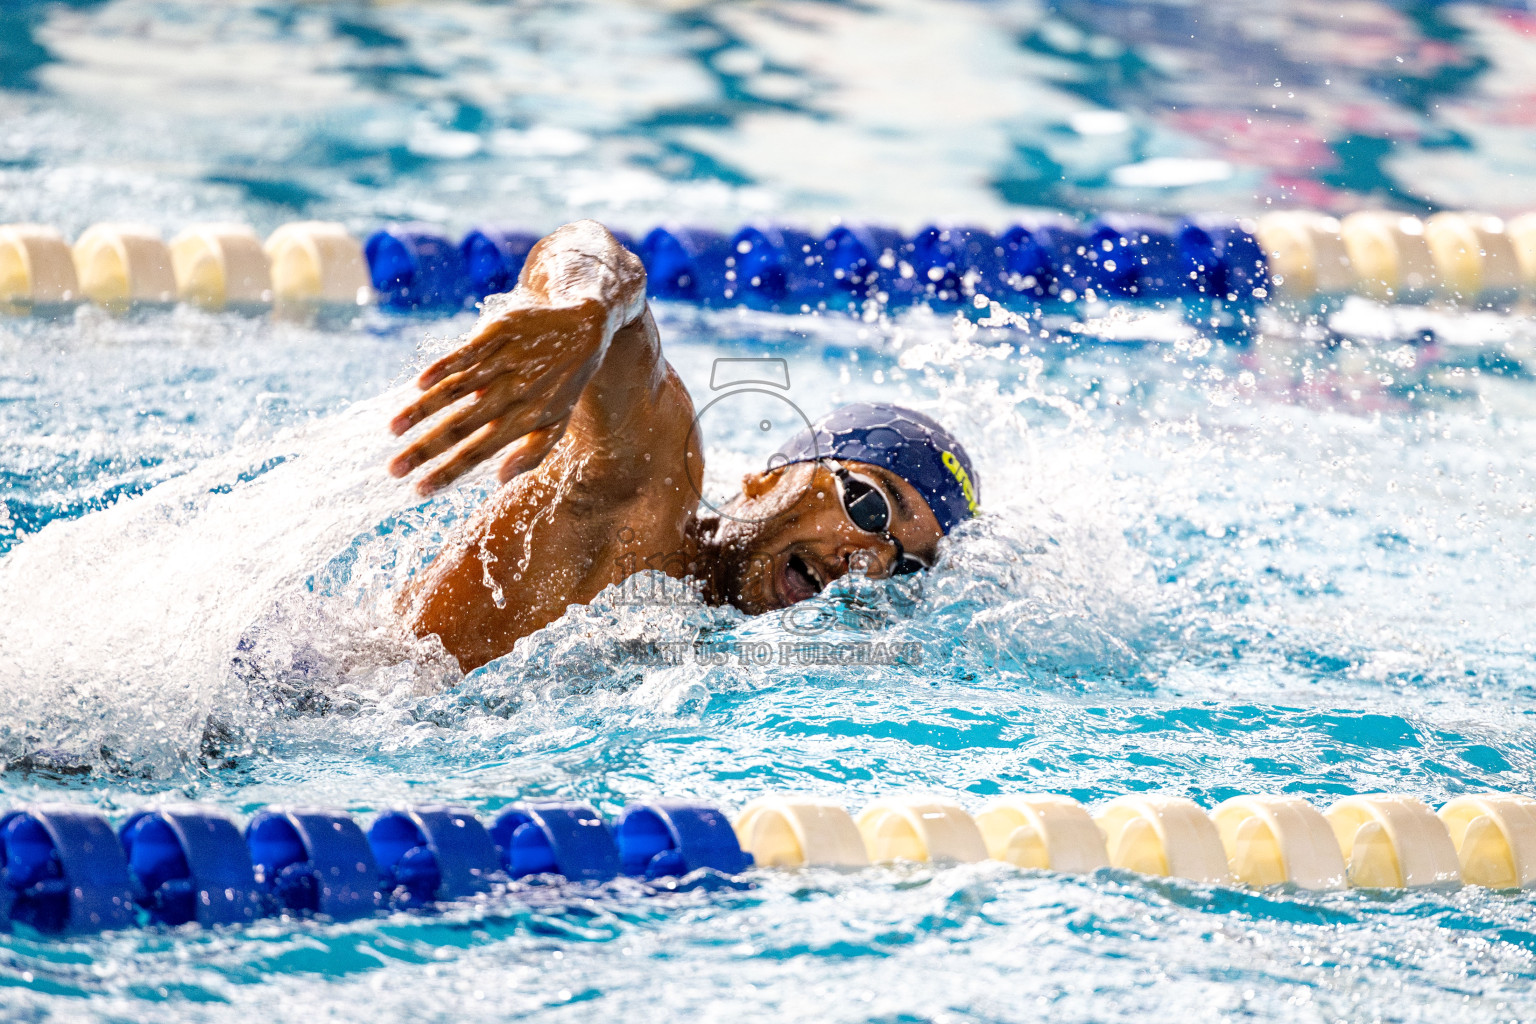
[523,222,675,447]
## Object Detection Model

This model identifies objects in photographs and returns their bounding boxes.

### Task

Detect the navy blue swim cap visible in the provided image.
[772,402,980,534]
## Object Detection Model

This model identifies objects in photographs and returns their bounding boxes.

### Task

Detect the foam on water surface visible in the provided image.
[3,296,1536,1022]
[3,0,1536,1020]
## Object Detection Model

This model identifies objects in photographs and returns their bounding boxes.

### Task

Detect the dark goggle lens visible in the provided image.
[834,465,929,576]
[840,476,891,534]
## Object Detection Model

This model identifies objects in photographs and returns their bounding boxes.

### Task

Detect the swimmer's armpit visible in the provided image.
[387,222,648,495]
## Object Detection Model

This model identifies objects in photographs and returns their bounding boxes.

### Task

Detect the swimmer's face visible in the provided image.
[709,460,944,614]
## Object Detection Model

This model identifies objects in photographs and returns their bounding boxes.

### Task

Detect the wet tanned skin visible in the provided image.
[390,221,942,672]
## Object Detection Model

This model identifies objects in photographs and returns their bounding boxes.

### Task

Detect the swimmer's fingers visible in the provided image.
[417,301,604,390]
[388,387,510,479]
[496,423,566,484]
[411,419,514,496]
[390,352,587,480]
[394,321,585,436]
[390,361,505,437]
[416,316,516,390]
[414,419,562,496]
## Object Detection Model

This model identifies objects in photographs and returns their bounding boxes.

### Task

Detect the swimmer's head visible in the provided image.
[703,403,980,614]
[770,403,981,534]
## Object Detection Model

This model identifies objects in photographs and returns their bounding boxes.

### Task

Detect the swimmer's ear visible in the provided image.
[741,466,785,499]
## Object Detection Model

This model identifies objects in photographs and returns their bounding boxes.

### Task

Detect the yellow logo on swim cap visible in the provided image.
[940,450,979,516]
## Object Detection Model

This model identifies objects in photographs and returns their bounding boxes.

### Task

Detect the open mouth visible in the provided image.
[781,551,825,604]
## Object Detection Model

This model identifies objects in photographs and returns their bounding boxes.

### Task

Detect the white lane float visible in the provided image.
[973,794,1109,872]
[1437,793,1536,890]
[0,224,79,307]
[169,223,272,309]
[263,220,371,306]
[1504,212,1536,292]
[854,797,989,864]
[1339,212,1435,302]
[1255,211,1354,299]
[1423,212,1523,300]
[72,223,177,306]
[1094,795,1229,883]
[1210,795,1346,889]
[1324,794,1461,888]
[732,797,869,868]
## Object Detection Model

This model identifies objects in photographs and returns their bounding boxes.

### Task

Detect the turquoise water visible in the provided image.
[4,2,1536,1022]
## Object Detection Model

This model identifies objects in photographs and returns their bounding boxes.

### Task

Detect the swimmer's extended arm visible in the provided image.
[388,221,702,671]
[387,220,650,495]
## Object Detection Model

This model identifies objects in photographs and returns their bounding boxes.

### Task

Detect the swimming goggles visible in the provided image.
[822,460,930,576]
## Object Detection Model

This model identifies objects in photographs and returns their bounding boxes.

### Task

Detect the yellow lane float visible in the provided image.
[1437,794,1536,889]
[72,223,177,306]
[855,797,989,864]
[263,221,371,306]
[169,224,272,309]
[733,797,870,868]
[1210,795,1346,889]
[1324,794,1461,888]
[1255,211,1354,299]
[1339,212,1435,301]
[974,794,1109,872]
[1094,795,1229,883]
[0,225,79,307]
[1423,212,1522,300]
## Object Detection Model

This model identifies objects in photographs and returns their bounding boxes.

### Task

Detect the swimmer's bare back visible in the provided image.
[388,221,702,671]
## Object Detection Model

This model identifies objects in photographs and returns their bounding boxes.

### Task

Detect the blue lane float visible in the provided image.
[820,224,904,302]
[1202,221,1270,303]
[0,798,753,935]
[904,226,1004,306]
[368,805,501,905]
[364,225,470,311]
[349,217,1269,315]
[1029,221,1094,300]
[615,801,752,879]
[246,808,378,920]
[0,806,135,933]
[118,807,263,927]
[1174,221,1222,298]
[728,225,823,307]
[490,802,621,882]
[460,226,540,300]
[1084,216,1185,299]
[999,224,1057,300]
[637,227,733,303]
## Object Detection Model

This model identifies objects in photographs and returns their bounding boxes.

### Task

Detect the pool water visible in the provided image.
[4,2,1536,1022]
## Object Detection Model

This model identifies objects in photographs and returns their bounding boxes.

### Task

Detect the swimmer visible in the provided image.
[388,221,980,671]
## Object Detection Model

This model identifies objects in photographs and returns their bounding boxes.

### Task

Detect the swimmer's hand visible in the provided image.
[387,300,608,495]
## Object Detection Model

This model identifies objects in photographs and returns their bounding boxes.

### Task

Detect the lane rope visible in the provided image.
[1,211,1530,318]
[3,790,1533,934]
